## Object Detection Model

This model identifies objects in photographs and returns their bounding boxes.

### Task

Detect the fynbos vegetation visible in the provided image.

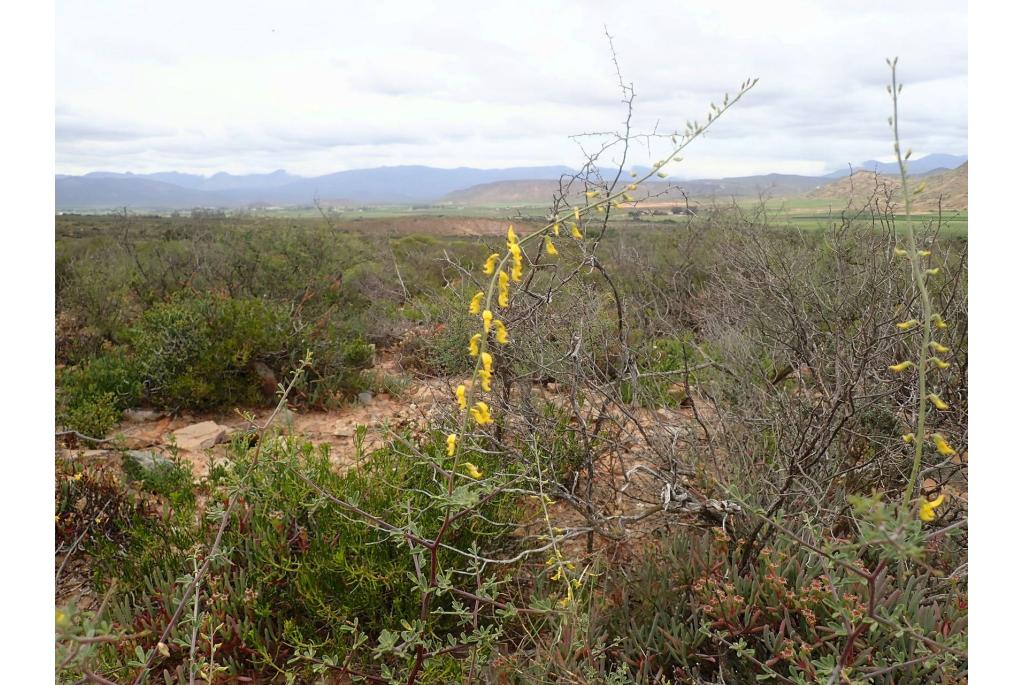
[56,61,966,684]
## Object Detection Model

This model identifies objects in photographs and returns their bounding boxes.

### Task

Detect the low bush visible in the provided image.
[68,431,522,683]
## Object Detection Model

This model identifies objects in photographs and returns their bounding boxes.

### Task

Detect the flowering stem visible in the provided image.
[889,60,934,510]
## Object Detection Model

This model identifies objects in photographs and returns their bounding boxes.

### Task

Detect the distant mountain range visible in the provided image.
[55,154,967,210]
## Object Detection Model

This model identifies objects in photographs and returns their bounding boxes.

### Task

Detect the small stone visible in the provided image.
[269,407,296,430]
[124,449,172,471]
[357,391,374,405]
[123,408,164,422]
[170,421,231,451]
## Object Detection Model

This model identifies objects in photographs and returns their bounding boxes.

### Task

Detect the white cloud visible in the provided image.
[56,0,967,177]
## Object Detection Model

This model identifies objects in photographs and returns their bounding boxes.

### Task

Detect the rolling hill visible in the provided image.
[807,163,967,212]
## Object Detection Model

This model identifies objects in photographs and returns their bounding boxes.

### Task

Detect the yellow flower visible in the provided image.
[493,319,509,344]
[929,356,950,370]
[571,223,583,239]
[613,202,624,209]
[498,271,510,307]
[550,566,563,581]
[917,250,931,258]
[931,314,948,329]
[481,351,493,374]
[456,384,467,410]
[470,401,493,425]
[929,341,950,354]
[506,224,518,247]
[585,190,599,198]
[509,242,523,282]
[927,394,950,411]
[901,433,916,444]
[895,319,919,331]
[629,170,638,178]
[627,183,637,191]
[919,494,945,522]
[932,433,956,456]
[552,222,560,236]
[478,368,492,392]
[447,433,457,457]
[573,206,580,222]
[483,253,500,275]
[545,236,558,256]
[893,248,908,257]
[469,291,484,315]
[468,334,481,357]
[623,194,634,202]
[482,309,493,332]
[888,361,914,373]
[462,462,483,479]
[657,171,669,178]
[71,472,83,481]
[926,267,940,276]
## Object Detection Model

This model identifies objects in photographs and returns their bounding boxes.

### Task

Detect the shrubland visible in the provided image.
[56,63,967,684]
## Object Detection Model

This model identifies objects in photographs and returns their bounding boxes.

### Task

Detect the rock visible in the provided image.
[124,449,173,471]
[268,407,295,430]
[357,391,374,405]
[253,361,278,398]
[124,408,164,422]
[170,421,231,451]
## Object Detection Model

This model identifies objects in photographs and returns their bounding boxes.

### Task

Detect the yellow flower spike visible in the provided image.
[919,494,945,522]
[446,433,457,457]
[497,271,510,307]
[469,401,493,425]
[493,319,509,344]
[893,248,908,257]
[468,291,484,315]
[888,361,914,373]
[931,314,948,329]
[482,309,493,332]
[480,352,493,374]
[483,253,500,275]
[901,433,916,444]
[456,384,467,410]
[929,341,951,354]
[927,394,950,411]
[895,319,920,331]
[462,462,483,479]
[932,434,956,457]
[926,267,940,276]
[917,250,931,258]
[573,206,580,222]
[928,356,951,370]
[552,222,560,236]
[545,236,559,256]
[571,223,583,239]
[468,334,481,357]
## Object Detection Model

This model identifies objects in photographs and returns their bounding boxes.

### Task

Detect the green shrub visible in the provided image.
[80,431,520,682]
[57,350,141,436]
[597,524,967,683]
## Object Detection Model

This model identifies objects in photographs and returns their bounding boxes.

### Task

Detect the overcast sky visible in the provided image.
[56,0,967,178]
